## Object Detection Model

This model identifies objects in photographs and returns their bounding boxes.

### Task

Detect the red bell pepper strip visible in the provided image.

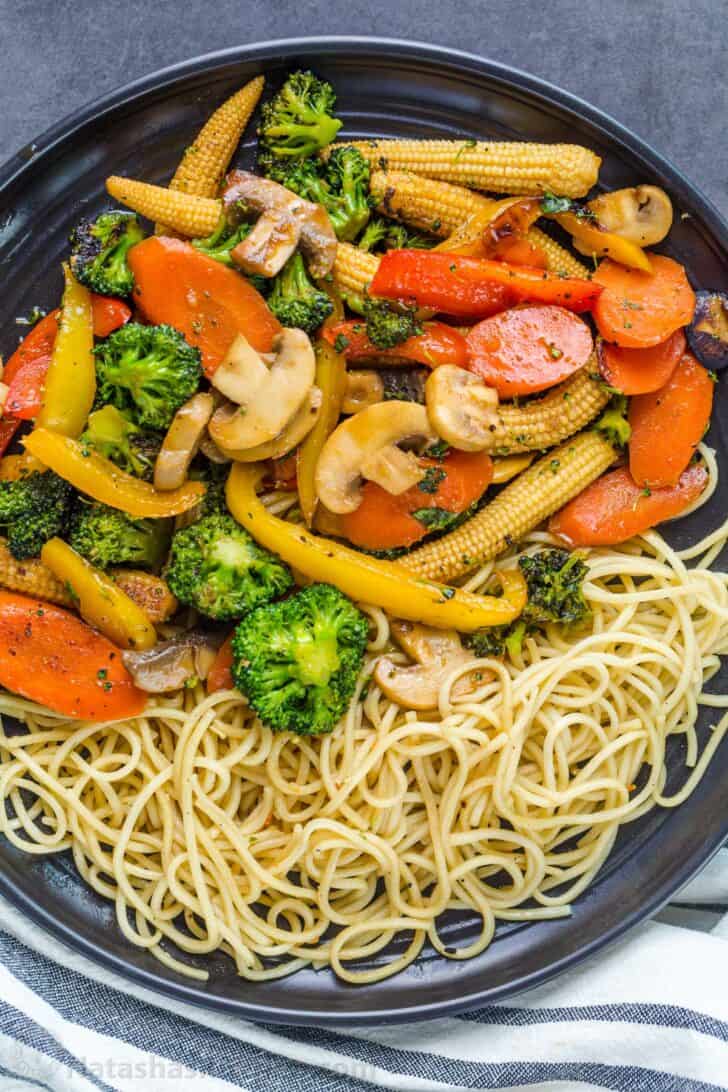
[370,250,602,318]
[3,297,130,420]
[206,634,235,694]
[0,590,147,721]
[0,418,20,458]
[323,320,468,368]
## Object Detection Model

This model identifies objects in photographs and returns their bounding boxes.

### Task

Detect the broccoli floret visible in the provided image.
[165,513,292,621]
[267,148,371,242]
[267,251,333,333]
[69,211,143,297]
[595,394,631,448]
[466,621,527,659]
[357,216,435,253]
[80,405,162,481]
[519,548,589,626]
[70,502,170,570]
[94,323,202,431]
[258,70,342,162]
[465,549,588,661]
[323,146,371,241]
[0,471,73,559]
[364,298,422,349]
[192,218,253,265]
[356,217,389,253]
[232,583,368,734]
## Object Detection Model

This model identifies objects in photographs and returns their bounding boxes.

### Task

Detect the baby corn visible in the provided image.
[484,367,609,455]
[107,177,221,238]
[0,538,73,606]
[346,139,600,198]
[157,76,264,233]
[332,242,380,300]
[369,169,590,278]
[401,431,616,582]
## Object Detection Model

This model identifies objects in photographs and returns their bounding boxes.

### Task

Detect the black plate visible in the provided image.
[1,37,727,1026]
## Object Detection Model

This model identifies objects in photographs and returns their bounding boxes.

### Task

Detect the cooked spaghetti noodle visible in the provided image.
[1,453,727,984]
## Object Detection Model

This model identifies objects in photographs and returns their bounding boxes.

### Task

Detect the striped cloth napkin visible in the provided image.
[0,850,727,1092]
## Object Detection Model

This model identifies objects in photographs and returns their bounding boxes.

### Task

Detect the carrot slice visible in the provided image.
[628,352,714,488]
[323,320,468,368]
[0,591,147,721]
[127,236,281,376]
[207,634,235,694]
[549,463,707,546]
[592,255,695,348]
[342,450,493,551]
[466,305,594,398]
[597,330,685,395]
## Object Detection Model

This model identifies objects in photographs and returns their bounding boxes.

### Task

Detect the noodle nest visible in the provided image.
[1,458,728,984]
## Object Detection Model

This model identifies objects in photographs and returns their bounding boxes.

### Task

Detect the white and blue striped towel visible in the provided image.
[0,849,727,1092]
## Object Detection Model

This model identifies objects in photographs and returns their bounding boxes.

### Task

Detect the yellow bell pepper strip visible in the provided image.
[552,212,651,272]
[23,429,205,518]
[296,337,348,526]
[41,538,157,651]
[0,452,45,482]
[226,464,527,632]
[36,265,96,437]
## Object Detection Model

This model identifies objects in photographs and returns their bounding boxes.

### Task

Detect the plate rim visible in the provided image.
[1,35,727,1025]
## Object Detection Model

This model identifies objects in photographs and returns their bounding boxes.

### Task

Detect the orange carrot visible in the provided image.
[207,634,235,694]
[628,352,714,488]
[597,330,685,395]
[466,305,593,397]
[593,255,695,348]
[341,450,493,551]
[549,463,707,546]
[0,591,147,721]
[323,320,468,368]
[127,236,281,376]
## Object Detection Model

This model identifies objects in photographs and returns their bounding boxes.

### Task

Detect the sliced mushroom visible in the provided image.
[360,444,423,495]
[154,392,214,491]
[216,387,323,462]
[687,291,728,371]
[425,365,500,451]
[231,209,300,278]
[374,621,480,710]
[122,631,223,693]
[199,434,232,464]
[315,400,437,514]
[342,370,385,414]
[223,170,337,278]
[584,186,673,248]
[209,329,315,450]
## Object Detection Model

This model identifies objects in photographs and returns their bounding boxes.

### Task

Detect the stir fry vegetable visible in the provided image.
[226,464,527,632]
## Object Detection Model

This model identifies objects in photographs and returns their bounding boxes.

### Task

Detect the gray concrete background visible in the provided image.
[0,0,726,215]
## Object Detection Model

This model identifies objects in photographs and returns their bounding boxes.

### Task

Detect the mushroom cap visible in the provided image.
[373,621,480,710]
[314,399,437,515]
[586,185,673,248]
[223,170,337,278]
[209,328,316,451]
[154,391,214,491]
[216,387,323,462]
[122,631,223,693]
[425,365,500,452]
